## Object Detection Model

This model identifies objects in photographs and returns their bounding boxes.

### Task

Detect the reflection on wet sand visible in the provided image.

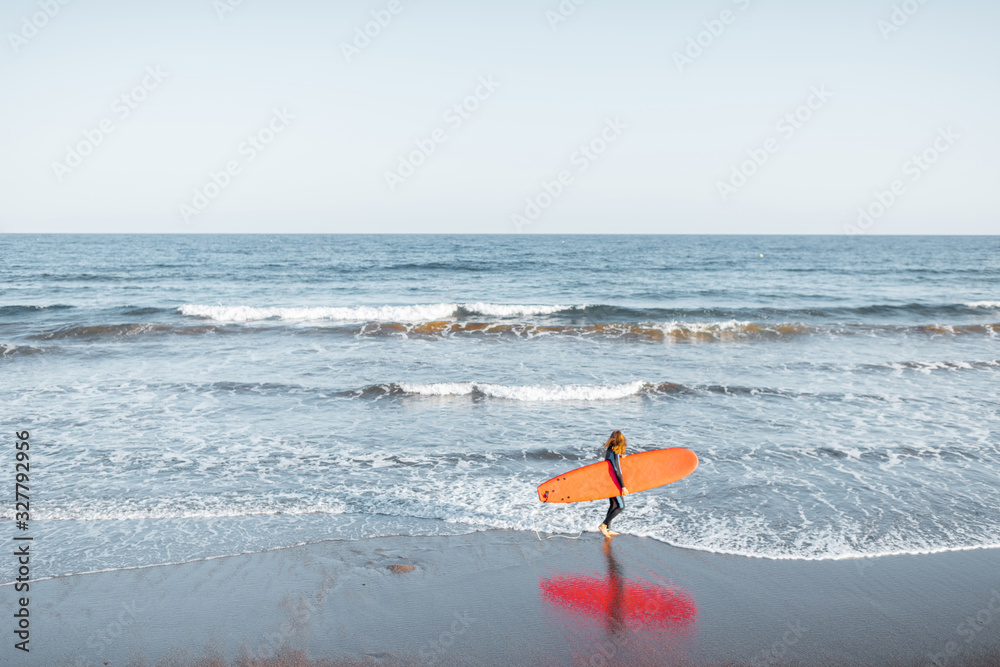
[605,539,627,639]
[538,540,698,663]
[539,540,697,628]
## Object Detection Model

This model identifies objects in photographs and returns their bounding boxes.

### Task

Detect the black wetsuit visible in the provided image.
[603,448,625,528]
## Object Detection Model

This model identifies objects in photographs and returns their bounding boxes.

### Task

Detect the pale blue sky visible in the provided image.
[0,0,997,233]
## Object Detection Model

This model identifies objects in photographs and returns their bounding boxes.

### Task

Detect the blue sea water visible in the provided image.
[2,234,999,580]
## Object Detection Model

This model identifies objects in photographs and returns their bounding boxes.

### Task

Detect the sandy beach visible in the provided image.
[3,530,998,666]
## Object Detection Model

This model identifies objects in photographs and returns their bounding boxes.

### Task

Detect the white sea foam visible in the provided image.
[964,301,1000,308]
[652,533,1000,561]
[179,303,459,323]
[896,359,987,373]
[32,499,348,521]
[0,343,49,357]
[651,320,756,335]
[178,303,575,323]
[461,302,572,317]
[397,381,647,401]
[667,319,748,331]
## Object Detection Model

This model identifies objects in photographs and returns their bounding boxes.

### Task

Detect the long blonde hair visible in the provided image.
[604,430,626,456]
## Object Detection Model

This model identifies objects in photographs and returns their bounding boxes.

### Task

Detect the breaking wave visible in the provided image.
[178,302,574,323]
[30,323,229,340]
[175,300,1000,323]
[18,318,999,344]
[0,343,51,358]
[343,381,802,402]
[0,304,74,315]
[358,320,812,341]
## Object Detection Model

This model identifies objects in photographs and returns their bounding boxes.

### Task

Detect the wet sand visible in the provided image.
[4,531,1000,666]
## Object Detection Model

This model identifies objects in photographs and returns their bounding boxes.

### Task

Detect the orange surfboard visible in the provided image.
[537,448,698,503]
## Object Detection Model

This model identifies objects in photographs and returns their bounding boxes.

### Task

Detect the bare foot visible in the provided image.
[599,524,618,538]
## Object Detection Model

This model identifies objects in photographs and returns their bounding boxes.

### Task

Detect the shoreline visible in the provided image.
[8,531,1000,588]
[4,530,1000,665]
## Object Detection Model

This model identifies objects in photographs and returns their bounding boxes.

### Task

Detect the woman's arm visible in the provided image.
[610,451,627,494]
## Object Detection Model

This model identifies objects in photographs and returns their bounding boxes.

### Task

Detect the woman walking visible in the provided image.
[598,430,630,538]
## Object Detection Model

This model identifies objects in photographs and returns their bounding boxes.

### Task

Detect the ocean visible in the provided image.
[2,234,999,581]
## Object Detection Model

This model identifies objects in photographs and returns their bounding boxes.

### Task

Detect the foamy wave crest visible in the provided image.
[179,303,575,323]
[358,320,814,342]
[964,301,1000,309]
[1,343,50,358]
[179,303,459,323]
[361,320,995,341]
[882,359,1000,373]
[654,320,810,338]
[458,302,574,317]
[397,381,649,401]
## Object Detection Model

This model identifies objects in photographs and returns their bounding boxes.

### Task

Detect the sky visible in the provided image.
[0,0,997,234]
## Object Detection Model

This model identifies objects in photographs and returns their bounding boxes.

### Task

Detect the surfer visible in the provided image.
[598,430,630,538]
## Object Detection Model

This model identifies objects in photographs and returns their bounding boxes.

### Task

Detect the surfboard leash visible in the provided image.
[531,508,584,540]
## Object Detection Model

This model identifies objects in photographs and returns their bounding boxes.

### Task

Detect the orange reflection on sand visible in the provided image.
[538,541,698,664]
[539,574,697,628]
[538,542,697,630]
